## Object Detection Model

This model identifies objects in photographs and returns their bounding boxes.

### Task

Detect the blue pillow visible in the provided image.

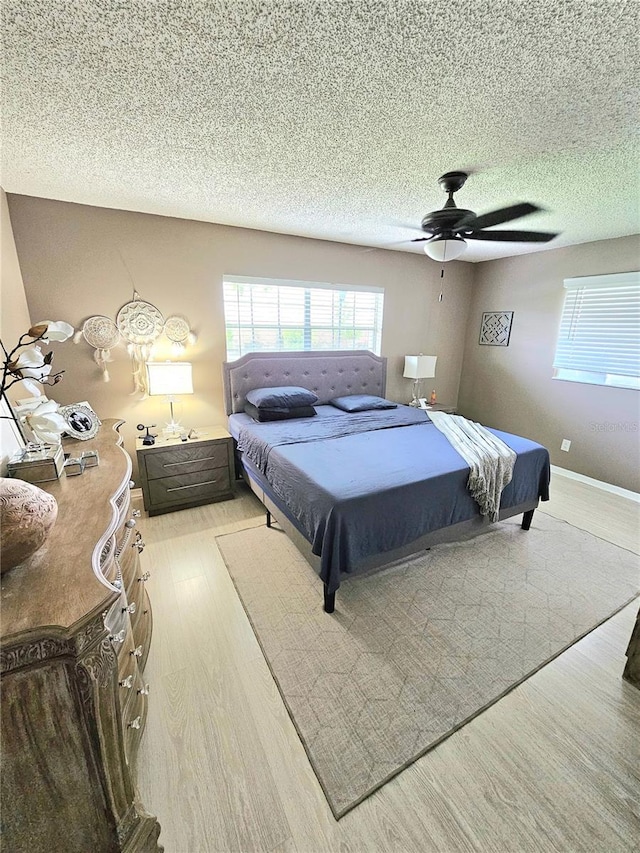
[246,385,319,409]
[244,403,317,422]
[329,394,397,412]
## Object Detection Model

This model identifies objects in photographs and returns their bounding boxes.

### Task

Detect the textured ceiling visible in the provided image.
[2,0,639,262]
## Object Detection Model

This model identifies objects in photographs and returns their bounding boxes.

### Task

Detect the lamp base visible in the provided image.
[162,420,184,438]
[162,399,185,437]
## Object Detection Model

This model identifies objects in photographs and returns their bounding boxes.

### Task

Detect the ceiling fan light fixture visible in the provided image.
[423,236,467,262]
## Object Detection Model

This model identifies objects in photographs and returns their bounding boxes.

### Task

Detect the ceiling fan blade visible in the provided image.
[455,202,542,231]
[466,229,558,243]
[410,237,429,243]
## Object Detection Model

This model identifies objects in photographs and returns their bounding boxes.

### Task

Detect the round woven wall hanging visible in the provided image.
[74,315,121,381]
[116,296,165,394]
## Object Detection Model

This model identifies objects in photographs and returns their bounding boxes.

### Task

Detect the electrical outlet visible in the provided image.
[561,439,571,452]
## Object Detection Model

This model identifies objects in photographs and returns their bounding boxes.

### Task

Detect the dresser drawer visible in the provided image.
[147,467,231,507]
[143,442,229,481]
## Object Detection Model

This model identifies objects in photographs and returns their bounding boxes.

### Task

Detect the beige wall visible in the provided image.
[458,235,640,493]
[1,188,32,471]
[7,195,474,482]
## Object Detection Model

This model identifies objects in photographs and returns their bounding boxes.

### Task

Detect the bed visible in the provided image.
[223,350,550,612]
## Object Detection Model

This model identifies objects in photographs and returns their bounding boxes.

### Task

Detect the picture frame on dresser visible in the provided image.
[59,402,101,440]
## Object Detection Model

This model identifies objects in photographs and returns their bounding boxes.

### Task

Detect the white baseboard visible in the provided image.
[551,465,640,504]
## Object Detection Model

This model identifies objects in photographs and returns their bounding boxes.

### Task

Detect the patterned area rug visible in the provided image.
[216,514,639,818]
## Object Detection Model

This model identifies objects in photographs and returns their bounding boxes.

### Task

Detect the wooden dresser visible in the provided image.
[0,421,162,852]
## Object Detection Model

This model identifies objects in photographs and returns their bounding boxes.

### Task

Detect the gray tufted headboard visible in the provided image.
[223,350,387,415]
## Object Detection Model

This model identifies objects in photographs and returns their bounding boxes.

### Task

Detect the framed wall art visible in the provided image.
[479,311,514,346]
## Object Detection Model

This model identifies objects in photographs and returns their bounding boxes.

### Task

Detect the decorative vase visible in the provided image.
[0,477,58,574]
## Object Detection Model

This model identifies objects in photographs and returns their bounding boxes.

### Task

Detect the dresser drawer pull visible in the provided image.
[122,602,137,614]
[163,456,219,468]
[138,571,151,582]
[128,715,142,730]
[125,518,137,529]
[110,630,126,644]
[166,479,218,493]
[137,684,150,696]
[119,675,134,689]
[113,578,122,590]
[129,480,135,489]
[130,645,143,658]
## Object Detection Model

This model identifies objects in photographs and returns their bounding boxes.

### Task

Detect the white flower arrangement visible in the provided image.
[1,321,75,443]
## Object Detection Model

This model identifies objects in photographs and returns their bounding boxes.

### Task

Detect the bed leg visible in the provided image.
[522,509,535,530]
[266,510,272,528]
[323,584,335,614]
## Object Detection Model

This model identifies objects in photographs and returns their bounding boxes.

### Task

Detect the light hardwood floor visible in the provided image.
[136,474,640,853]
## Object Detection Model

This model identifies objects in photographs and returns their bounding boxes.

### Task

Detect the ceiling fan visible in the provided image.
[403,171,559,261]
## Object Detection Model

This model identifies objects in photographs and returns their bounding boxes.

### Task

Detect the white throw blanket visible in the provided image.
[428,411,517,522]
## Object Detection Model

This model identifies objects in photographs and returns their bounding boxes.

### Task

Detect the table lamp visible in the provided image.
[403,355,437,406]
[146,361,193,435]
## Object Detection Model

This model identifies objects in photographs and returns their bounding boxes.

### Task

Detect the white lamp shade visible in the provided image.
[423,237,466,262]
[146,362,193,396]
[403,355,437,379]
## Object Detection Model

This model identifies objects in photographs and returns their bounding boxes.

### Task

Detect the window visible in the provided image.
[223,276,384,360]
[552,271,640,390]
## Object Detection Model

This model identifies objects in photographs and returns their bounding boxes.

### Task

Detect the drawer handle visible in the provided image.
[166,479,218,493]
[137,684,150,696]
[162,456,219,468]
[128,715,142,730]
[130,645,143,658]
[133,535,146,553]
[110,629,126,644]
[122,602,137,614]
[129,480,135,489]
[138,571,151,582]
[120,675,134,689]
[125,518,136,529]
[113,578,122,590]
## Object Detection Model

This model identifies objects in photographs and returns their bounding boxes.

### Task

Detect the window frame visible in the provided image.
[222,275,385,360]
[552,270,640,391]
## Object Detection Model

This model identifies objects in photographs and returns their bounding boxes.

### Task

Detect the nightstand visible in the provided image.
[136,426,234,516]
[424,403,457,414]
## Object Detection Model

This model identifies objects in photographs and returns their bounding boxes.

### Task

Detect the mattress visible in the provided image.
[229,405,551,594]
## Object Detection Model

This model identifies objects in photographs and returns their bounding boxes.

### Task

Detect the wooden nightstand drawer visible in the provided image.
[143,441,229,480]
[147,467,231,507]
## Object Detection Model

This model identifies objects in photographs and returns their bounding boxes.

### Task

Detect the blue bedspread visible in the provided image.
[236,407,550,594]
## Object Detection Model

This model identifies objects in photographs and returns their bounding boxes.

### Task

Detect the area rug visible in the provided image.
[216,514,639,818]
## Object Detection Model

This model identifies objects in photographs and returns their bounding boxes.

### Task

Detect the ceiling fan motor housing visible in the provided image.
[421,208,474,235]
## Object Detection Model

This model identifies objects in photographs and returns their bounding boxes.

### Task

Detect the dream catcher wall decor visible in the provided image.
[116,294,165,394]
[73,315,121,381]
[75,292,196,394]
[164,315,197,354]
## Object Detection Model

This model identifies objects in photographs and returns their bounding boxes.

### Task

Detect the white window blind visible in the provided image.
[223,276,384,360]
[552,271,640,390]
